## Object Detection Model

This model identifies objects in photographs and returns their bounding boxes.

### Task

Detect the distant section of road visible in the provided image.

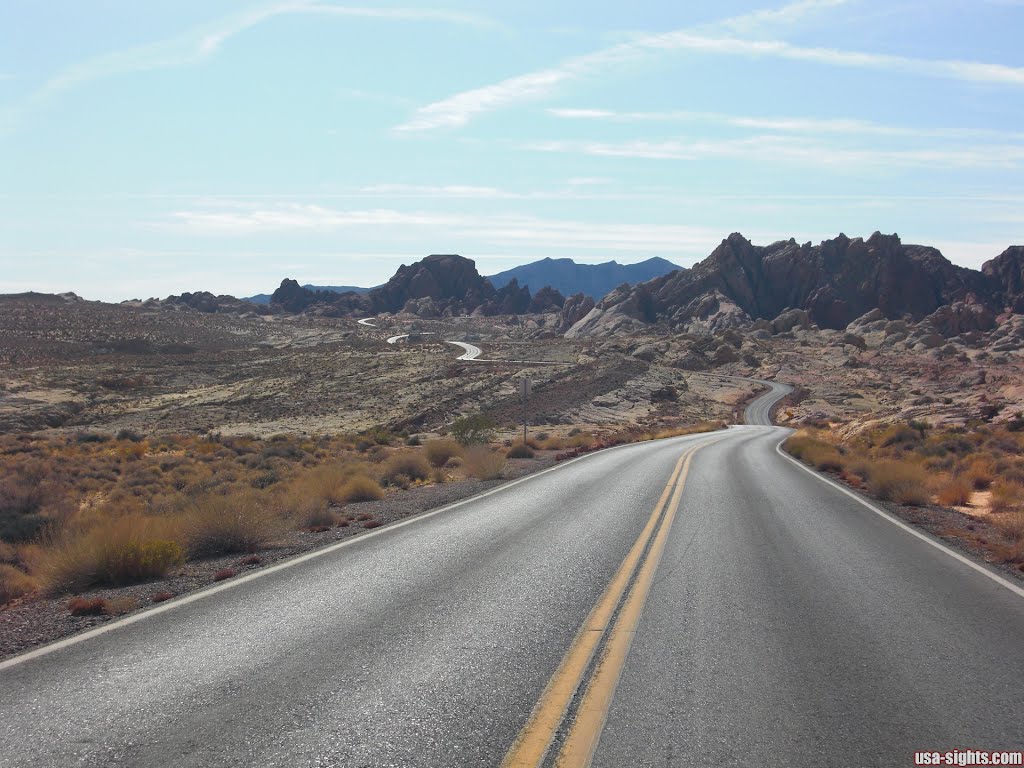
[744,378,792,425]
[356,317,376,327]
[446,340,482,360]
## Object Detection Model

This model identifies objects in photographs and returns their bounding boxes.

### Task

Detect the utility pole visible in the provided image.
[519,376,531,444]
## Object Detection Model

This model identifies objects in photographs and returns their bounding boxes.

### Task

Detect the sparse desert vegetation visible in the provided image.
[785,420,1024,568]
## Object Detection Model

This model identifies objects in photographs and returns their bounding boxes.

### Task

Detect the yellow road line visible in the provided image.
[556,448,695,767]
[500,446,695,768]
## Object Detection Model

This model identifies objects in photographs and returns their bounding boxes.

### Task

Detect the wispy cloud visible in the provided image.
[712,0,850,34]
[546,107,1024,141]
[21,3,490,113]
[395,0,1024,133]
[163,202,733,253]
[523,135,1024,169]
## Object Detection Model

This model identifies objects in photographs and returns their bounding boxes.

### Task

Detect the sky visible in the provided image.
[1,0,1023,301]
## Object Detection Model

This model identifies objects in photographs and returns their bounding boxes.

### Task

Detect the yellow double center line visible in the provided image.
[502,441,707,768]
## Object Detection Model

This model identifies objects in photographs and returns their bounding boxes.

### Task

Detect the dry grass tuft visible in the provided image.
[464,445,506,480]
[182,492,286,558]
[506,443,535,459]
[785,433,844,472]
[424,439,462,468]
[381,452,430,486]
[936,475,973,507]
[990,481,1024,514]
[67,596,107,616]
[0,563,38,604]
[38,515,185,593]
[338,474,384,503]
[865,460,931,505]
[213,567,235,582]
[990,512,1024,542]
[150,590,175,603]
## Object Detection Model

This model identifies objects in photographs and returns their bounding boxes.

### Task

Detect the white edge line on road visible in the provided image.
[0,428,739,672]
[775,438,1024,600]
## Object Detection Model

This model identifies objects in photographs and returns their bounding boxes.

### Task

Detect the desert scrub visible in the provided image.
[935,475,973,507]
[424,439,462,468]
[865,460,931,505]
[182,492,287,557]
[37,515,185,593]
[464,445,506,480]
[784,432,845,472]
[0,563,38,604]
[990,481,1024,514]
[338,474,384,502]
[380,452,430,486]
[506,443,535,459]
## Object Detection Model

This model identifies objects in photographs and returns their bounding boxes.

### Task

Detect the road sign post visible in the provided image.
[519,376,532,444]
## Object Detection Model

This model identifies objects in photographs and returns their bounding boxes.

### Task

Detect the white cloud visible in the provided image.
[546,107,1024,142]
[523,135,1024,169]
[396,1,1024,132]
[31,3,491,102]
[712,0,851,34]
[162,202,733,253]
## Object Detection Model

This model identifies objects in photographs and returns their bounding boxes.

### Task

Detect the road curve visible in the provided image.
[744,378,792,425]
[2,383,1021,767]
[356,317,376,327]
[446,340,483,361]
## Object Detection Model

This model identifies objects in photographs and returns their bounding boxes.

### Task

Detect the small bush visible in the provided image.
[151,590,175,603]
[464,445,506,480]
[68,596,108,616]
[362,520,384,529]
[381,453,430,486]
[879,424,922,448]
[506,443,535,459]
[785,433,843,471]
[240,554,261,566]
[38,515,185,592]
[213,568,236,582]
[936,476,973,507]
[991,512,1024,542]
[339,474,384,502]
[867,460,931,505]
[0,563,38,604]
[990,482,1024,514]
[450,414,497,446]
[963,457,996,490]
[424,439,462,468]
[182,493,286,558]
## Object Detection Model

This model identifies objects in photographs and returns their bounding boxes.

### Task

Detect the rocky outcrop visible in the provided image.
[567,232,1004,337]
[368,254,495,316]
[270,279,347,313]
[528,285,567,313]
[555,293,596,332]
[982,246,1024,313]
[161,291,271,315]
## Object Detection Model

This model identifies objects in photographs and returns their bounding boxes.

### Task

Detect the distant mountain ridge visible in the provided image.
[487,256,681,299]
[566,232,1020,337]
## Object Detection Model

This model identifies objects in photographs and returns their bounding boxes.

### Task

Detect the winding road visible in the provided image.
[1,381,1022,767]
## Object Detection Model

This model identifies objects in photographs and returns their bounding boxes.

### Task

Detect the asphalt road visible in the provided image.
[1,381,1021,767]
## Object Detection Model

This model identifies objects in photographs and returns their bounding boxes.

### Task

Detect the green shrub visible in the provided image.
[450,414,496,446]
